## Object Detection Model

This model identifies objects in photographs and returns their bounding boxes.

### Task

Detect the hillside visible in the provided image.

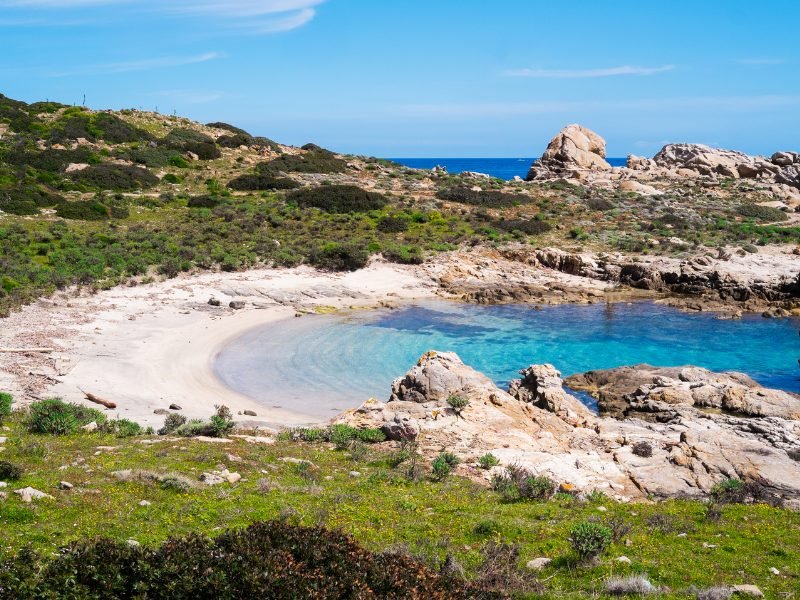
[2,93,799,319]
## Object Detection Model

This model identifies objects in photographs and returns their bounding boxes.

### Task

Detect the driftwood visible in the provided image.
[28,371,62,384]
[0,347,55,354]
[79,389,117,410]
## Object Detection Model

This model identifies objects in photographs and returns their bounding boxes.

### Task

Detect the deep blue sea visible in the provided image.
[389,157,628,180]
[215,301,800,420]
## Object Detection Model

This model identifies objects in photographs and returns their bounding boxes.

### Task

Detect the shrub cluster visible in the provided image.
[259,148,347,174]
[0,522,480,599]
[25,398,106,435]
[737,203,788,222]
[491,464,555,502]
[436,186,532,208]
[495,218,551,235]
[166,405,234,438]
[227,174,299,191]
[0,460,23,481]
[432,451,460,480]
[376,215,410,233]
[285,423,386,447]
[569,521,612,560]
[287,185,388,213]
[0,185,63,216]
[55,199,129,221]
[0,392,12,423]
[69,164,159,191]
[309,242,369,271]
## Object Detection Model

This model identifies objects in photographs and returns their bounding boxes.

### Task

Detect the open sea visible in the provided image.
[389,157,628,180]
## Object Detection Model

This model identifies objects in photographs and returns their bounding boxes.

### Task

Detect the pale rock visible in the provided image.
[15,487,54,503]
[58,481,74,490]
[526,124,611,180]
[732,584,764,597]
[615,556,632,564]
[618,180,662,196]
[65,163,90,173]
[139,500,151,506]
[526,557,552,571]
[81,421,98,432]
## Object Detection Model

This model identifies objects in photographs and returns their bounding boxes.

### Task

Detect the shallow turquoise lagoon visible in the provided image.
[214,300,800,420]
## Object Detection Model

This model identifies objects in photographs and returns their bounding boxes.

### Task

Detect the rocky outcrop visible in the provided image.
[339,352,800,504]
[565,365,800,421]
[526,124,611,180]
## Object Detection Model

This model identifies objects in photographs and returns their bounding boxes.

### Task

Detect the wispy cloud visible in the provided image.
[0,0,324,33]
[49,51,221,76]
[504,65,676,78]
[736,58,784,65]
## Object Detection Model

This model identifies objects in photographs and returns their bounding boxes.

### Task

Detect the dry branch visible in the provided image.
[79,389,117,409]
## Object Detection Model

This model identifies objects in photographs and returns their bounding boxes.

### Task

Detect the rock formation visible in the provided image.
[338,351,800,504]
[526,124,611,180]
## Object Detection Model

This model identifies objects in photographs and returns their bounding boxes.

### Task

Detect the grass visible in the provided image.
[0,413,797,598]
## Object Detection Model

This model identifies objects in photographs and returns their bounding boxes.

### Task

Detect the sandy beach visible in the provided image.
[0,261,437,429]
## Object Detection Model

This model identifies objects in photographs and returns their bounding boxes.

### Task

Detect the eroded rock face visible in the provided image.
[564,365,800,421]
[338,352,800,503]
[526,124,611,180]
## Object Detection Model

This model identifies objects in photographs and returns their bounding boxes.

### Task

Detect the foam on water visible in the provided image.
[214,300,800,420]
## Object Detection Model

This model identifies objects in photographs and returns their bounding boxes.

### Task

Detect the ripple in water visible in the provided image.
[214,300,800,421]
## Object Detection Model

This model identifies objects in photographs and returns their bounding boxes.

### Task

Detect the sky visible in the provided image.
[1,0,798,157]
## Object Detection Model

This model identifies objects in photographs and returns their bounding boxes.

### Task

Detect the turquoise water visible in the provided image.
[214,300,800,420]
[389,158,629,181]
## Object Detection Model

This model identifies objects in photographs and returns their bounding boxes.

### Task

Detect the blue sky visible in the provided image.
[1,0,798,157]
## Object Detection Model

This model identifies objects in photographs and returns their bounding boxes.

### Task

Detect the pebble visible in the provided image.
[615,556,632,564]
[169,404,182,411]
[525,558,552,571]
[243,410,257,417]
[58,481,74,490]
[349,471,361,478]
[127,540,140,548]
[769,567,780,575]
[597,506,607,512]
[139,500,151,507]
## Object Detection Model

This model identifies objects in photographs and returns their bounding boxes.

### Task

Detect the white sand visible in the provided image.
[0,262,436,429]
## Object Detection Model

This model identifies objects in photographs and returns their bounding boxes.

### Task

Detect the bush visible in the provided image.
[0,522,477,598]
[227,174,299,191]
[587,197,615,211]
[355,427,386,443]
[376,215,409,233]
[478,453,500,470]
[569,521,612,560]
[187,195,222,208]
[383,245,424,265]
[184,141,221,160]
[491,464,555,502]
[737,203,788,222]
[206,122,250,135]
[309,242,369,271]
[328,423,359,449]
[260,149,347,174]
[632,441,653,458]
[710,478,746,504]
[158,413,186,435]
[446,394,470,417]
[173,406,233,438]
[431,451,460,480]
[101,418,143,438]
[26,398,105,435]
[496,219,551,235]
[0,460,23,481]
[287,185,388,213]
[217,133,254,148]
[69,164,159,191]
[0,392,12,423]
[0,186,63,216]
[436,186,532,208]
[55,200,113,221]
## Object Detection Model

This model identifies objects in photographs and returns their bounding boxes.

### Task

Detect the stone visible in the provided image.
[526,558,552,571]
[58,481,74,490]
[771,151,795,166]
[618,180,662,196]
[227,472,241,484]
[0,482,7,488]
[65,163,90,173]
[207,297,221,307]
[732,584,764,597]
[139,500,151,506]
[243,409,257,417]
[81,421,98,432]
[769,567,780,575]
[127,539,140,548]
[15,487,54,503]
[153,409,170,416]
[279,457,314,466]
[526,124,611,180]
[615,556,632,564]
[169,404,182,411]
[229,300,246,310]
[0,437,7,444]
[349,471,361,478]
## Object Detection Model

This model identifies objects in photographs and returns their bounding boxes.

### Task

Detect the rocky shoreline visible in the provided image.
[339,352,800,505]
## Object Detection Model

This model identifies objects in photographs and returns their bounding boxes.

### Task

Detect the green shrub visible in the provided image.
[55,200,111,221]
[26,398,105,435]
[328,423,359,449]
[737,203,788,222]
[496,219,552,235]
[432,451,460,480]
[586,197,615,211]
[710,478,746,504]
[0,392,12,422]
[184,141,221,160]
[383,245,424,265]
[376,215,409,233]
[0,460,23,481]
[478,453,500,470]
[0,522,474,597]
[297,427,325,442]
[355,427,386,443]
[287,184,388,213]
[0,186,63,216]
[491,464,555,502]
[227,174,299,191]
[447,394,470,417]
[436,186,532,208]
[569,521,612,560]
[174,405,233,438]
[217,133,254,148]
[309,242,369,271]
[101,418,143,438]
[473,520,500,537]
[69,164,159,191]
[160,476,190,493]
[169,155,190,168]
[162,173,182,184]
[260,149,347,174]
[186,195,222,208]
[206,122,250,135]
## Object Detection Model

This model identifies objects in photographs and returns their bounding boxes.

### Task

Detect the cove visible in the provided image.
[214,300,800,421]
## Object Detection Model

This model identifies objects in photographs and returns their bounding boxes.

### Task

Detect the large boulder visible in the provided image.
[526,124,611,180]
[652,144,754,178]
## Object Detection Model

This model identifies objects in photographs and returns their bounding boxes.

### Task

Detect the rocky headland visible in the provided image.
[339,351,800,505]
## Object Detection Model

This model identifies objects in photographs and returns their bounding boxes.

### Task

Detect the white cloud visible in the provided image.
[736,58,784,65]
[504,65,675,78]
[50,51,220,76]
[0,0,324,33]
